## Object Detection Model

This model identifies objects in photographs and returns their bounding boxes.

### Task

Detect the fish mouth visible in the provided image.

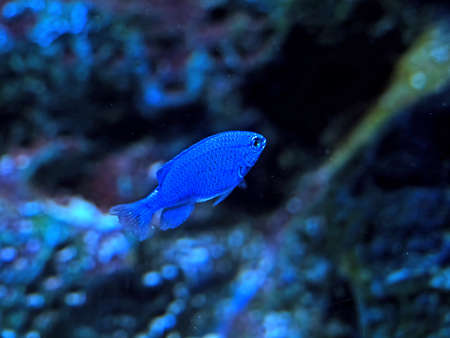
[261,137,267,150]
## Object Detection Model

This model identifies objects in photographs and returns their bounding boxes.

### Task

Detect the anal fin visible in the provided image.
[160,203,195,230]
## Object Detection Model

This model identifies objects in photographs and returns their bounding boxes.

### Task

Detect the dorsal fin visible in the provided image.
[156,160,173,183]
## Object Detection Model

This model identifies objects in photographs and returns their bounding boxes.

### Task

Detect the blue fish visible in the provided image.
[110,131,267,240]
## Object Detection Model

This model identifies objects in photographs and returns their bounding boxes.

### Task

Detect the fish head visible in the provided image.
[240,131,266,167]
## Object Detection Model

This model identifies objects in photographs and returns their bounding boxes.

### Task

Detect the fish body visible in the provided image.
[110,131,266,240]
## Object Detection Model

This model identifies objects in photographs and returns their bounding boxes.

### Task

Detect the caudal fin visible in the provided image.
[110,199,155,241]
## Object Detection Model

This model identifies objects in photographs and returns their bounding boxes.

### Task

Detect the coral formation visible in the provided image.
[0,0,449,337]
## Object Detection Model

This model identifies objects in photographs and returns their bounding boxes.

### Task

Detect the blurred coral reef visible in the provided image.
[0,0,449,337]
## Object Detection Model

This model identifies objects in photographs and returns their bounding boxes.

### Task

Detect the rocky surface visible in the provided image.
[0,0,449,337]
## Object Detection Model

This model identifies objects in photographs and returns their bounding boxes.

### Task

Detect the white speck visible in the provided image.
[410,72,427,90]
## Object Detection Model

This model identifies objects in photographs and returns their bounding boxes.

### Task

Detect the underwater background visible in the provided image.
[0,0,449,337]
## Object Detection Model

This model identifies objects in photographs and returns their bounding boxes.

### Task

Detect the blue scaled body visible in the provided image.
[110,131,267,241]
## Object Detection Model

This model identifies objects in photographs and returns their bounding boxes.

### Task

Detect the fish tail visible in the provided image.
[110,194,158,241]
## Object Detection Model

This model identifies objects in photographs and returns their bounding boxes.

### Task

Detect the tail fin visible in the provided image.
[110,198,156,241]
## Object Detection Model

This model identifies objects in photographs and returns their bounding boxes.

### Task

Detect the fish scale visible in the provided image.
[110,131,266,241]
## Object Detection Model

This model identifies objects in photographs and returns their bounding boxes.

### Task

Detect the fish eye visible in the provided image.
[251,136,263,149]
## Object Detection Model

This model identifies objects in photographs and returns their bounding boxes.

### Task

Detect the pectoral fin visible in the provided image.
[160,203,195,230]
[213,187,234,206]
[238,180,247,189]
